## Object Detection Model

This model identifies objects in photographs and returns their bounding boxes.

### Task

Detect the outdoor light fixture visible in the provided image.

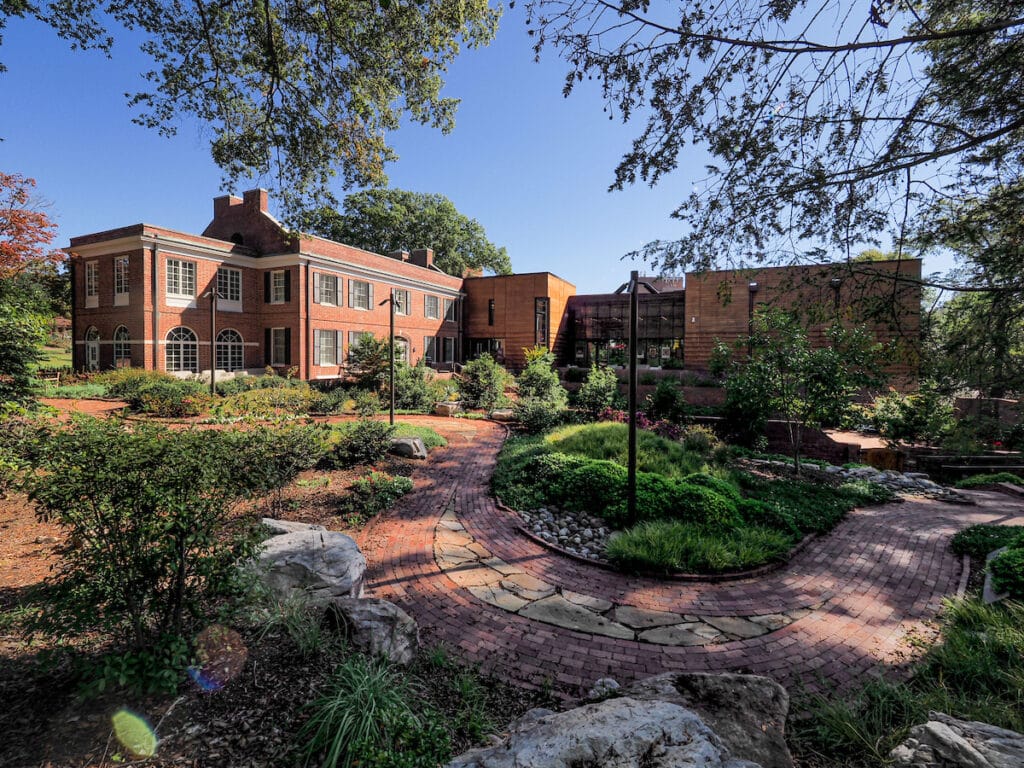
[830,277,842,314]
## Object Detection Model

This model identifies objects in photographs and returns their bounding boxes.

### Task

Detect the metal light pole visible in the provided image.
[379,290,396,425]
[204,289,219,397]
[627,270,639,526]
[747,281,759,357]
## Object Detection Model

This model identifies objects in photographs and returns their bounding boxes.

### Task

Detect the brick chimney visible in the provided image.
[213,194,242,218]
[409,248,434,268]
[388,250,411,262]
[243,189,269,213]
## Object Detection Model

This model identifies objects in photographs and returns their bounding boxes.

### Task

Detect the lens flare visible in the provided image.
[188,624,248,692]
[111,709,157,758]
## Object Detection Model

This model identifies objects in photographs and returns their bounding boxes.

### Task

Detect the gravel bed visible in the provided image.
[517,507,612,561]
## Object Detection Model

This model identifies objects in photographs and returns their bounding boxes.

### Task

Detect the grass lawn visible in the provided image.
[36,346,71,368]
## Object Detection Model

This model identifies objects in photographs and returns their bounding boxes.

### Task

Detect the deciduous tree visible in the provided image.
[527,0,1023,294]
[2,1,500,220]
[0,172,63,279]
[304,188,512,277]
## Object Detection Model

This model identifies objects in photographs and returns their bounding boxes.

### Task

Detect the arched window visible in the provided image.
[166,327,198,372]
[216,328,244,372]
[113,326,131,366]
[85,326,100,372]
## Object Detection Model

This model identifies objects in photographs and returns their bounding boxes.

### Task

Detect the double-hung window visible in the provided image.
[443,298,458,322]
[349,279,372,310]
[217,267,242,310]
[393,289,410,316]
[85,261,99,307]
[314,330,343,366]
[314,273,339,306]
[424,295,439,319]
[268,327,290,366]
[442,337,455,363]
[114,256,129,306]
[271,270,287,303]
[423,336,437,364]
[166,259,196,300]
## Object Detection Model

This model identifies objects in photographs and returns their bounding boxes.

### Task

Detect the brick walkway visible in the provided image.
[356,418,1024,699]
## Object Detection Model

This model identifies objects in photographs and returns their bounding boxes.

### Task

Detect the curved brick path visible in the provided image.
[355,418,1024,698]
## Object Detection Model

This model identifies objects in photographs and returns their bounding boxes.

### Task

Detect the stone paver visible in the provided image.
[354,416,1024,698]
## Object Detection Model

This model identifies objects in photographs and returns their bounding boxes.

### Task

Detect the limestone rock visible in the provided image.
[889,713,1024,768]
[489,408,516,421]
[445,696,759,768]
[587,677,621,700]
[621,672,791,768]
[261,518,326,535]
[389,436,428,459]
[325,597,418,665]
[434,401,462,417]
[257,529,365,605]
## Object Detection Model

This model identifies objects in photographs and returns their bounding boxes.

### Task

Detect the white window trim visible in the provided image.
[85,261,99,308]
[166,258,197,302]
[349,279,371,311]
[217,267,243,312]
[394,289,410,317]
[317,273,339,306]
[424,295,439,319]
[113,257,129,307]
[271,270,287,304]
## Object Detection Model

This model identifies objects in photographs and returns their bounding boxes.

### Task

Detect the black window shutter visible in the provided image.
[283,271,291,302]
[264,328,271,365]
[284,328,291,364]
[263,272,270,303]
[313,273,321,304]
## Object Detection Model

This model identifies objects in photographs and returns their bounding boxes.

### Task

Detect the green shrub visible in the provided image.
[215,386,315,418]
[950,525,1024,558]
[342,472,413,518]
[681,424,721,455]
[643,378,687,423]
[94,368,177,400]
[955,472,1024,489]
[391,361,435,412]
[562,366,588,383]
[309,387,351,414]
[872,384,954,447]
[216,373,305,396]
[554,459,628,517]
[216,424,329,508]
[670,483,740,528]
[458,354,510,409]
[130,378,209,417]
[298,654,450,768]
[990,547,1024,598]
[324,420,396,468]
[606,520,790,574]
[24,419,265,691]
[574,365,620,417]
[513,397,565,434]
[680,472,742,502]
[353,389,381,417]
[517,348,568,405]
[738,474,892,536]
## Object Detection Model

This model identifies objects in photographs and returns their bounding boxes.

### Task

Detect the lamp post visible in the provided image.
[747,281,759,357]
[830,277,842,318]
[627,270,639,526]
[203,288,220,397]
[378,290,397,425]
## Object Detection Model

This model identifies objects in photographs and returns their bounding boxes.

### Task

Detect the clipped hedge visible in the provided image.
[130,379,209,417]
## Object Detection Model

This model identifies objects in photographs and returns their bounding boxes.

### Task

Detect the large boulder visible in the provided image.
[434,401,462,417]
[620,672,792,768]
[257,529,365,605]
[446,697,759,768]
[262,518,326,535]
[325,597,419,666]
[889,713,1024,768]
[389,437,428,459]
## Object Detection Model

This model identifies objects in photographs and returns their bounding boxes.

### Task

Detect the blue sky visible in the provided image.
[1,9,945,294]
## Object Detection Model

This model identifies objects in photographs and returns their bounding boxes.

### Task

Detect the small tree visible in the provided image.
[458,353,510,409]
[575,364,620,418]
[347,333,397,391]
[0,303,45,404]
[720,308,884,471]
[389,359,435,411]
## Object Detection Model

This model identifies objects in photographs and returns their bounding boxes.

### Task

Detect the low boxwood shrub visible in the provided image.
[989,547,1024,598]
[214,387,316,418]
[339,472,414,522]
[216,373,307,396]
[955,472,1024,489]
[323,420,396,469]
[513,397,566,434]
[130,378,209,417]
[681,472,741,502]
[94,368,177,400]
[950,525,1024,559]
[555,459,628,516]
[670,483,741,529]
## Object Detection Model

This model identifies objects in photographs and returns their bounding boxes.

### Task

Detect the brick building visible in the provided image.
[70,189,921,381]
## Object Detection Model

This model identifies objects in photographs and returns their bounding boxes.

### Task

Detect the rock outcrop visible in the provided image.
[325,597,418,665]
[889,713,1024,768]
[257,528,365,605]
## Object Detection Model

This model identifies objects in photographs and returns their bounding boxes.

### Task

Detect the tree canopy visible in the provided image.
[526,0,1023,291]
[2,0,500,220]
[303,188,512,277]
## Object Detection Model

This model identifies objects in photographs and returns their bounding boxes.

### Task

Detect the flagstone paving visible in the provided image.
[354,417,1024,698]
